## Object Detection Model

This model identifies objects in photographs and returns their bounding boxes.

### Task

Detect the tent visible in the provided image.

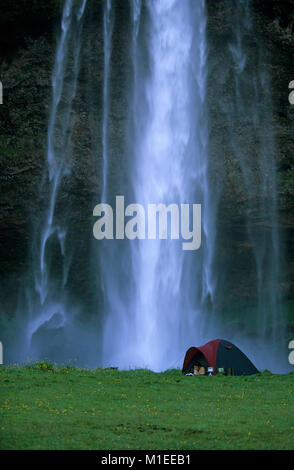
[182,339,258,375]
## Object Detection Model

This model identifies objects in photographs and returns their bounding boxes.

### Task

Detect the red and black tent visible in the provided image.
[182,339,258,375]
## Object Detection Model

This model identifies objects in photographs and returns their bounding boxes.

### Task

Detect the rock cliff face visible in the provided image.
[206,0,294,315]
[0,2,66,319]
[0,0,293,321]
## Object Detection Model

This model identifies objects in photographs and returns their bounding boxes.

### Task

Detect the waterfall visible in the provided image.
[102,0,114,202]
[225,0,284,369]
[130,0,141,121]
[24,0,88,360]
[101,0,216,371]
[4,0,287,372]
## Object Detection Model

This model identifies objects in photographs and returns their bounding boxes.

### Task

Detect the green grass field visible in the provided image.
[0,364,293,450]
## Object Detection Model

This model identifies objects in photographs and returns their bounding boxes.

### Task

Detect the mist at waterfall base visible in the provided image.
[2,0,291,374]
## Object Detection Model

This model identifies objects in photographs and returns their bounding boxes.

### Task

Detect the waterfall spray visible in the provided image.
[25,0,88,359]
[101,0,216,371]
[226,0,283,369]
[102,0,114,202]
[3,0,287,372]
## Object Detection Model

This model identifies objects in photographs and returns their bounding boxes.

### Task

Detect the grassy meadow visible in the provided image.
[0,364,294,450]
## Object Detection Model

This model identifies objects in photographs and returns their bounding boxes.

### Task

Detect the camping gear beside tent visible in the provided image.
[182,339,259,376]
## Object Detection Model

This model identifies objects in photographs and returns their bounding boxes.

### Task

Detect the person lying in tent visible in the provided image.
[193,363,206,376]
[184,352,208,375]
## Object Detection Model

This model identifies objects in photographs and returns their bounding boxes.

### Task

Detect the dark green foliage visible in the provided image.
[0,0,63,56]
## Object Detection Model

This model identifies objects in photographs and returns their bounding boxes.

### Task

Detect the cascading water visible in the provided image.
[102,0,114,203]
[101,0,217,371]
[23,0,88,361]
[4,0,288,372]
[223,0,284,370]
